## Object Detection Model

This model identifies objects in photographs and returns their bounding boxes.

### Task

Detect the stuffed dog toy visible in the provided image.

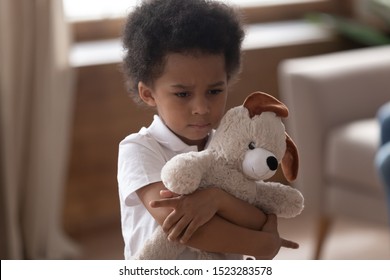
[133,92,304,260]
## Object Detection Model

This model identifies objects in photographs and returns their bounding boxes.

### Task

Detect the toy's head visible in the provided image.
[209,92,299,182]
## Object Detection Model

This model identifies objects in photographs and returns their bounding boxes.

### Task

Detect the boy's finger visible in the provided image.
[150,198,177,208]
[167,217,189,241]
[281,238,299,249]
[160,189,179,198]
[180,222,198,244]
[162,211,180,232]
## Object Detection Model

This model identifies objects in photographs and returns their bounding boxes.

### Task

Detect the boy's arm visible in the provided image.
[186,213,296,259]
[153,187,267,242]
[215,187,268,229]
[136,181,297,258]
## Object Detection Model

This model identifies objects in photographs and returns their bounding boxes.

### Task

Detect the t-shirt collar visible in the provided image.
[147,115,213,153]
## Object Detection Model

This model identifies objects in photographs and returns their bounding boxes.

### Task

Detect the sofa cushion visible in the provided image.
[324,119,384,194]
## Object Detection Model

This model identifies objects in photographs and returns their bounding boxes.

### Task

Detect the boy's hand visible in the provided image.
[150,188,221,244]
[255,214,299,259]
[263,214,299,249]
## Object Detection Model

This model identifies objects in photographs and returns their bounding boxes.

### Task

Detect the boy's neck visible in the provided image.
[197,136,209,151]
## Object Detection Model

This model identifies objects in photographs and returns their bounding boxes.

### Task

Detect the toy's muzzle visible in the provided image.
[242,148,278,180]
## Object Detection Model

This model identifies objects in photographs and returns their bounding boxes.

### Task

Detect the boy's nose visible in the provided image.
[192,96,210,115]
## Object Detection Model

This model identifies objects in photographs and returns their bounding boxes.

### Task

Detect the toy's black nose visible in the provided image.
[267,156,278,171]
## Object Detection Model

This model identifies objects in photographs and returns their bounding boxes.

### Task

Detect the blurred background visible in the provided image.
[1,0,389,260]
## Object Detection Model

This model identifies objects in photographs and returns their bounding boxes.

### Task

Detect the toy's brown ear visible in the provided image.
[243,92,289,118]
[281,133,299,182]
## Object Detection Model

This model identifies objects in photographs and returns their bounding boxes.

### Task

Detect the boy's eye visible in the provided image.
[208,89,223,95]
[175,92,190,98]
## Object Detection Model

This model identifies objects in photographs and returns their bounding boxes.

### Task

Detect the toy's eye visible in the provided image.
[248,142,256,150]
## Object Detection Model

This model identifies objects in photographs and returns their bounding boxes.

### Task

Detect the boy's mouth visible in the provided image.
[188,123,211,129]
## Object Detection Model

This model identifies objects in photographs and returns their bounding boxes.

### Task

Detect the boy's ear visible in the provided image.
[138,82,156,107]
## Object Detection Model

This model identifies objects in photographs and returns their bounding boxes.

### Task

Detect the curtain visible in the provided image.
[0,0,77,259]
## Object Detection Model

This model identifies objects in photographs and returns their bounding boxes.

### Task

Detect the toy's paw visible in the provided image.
[161,151,208,195]
[277,187,304,218]
[255,182,304,218]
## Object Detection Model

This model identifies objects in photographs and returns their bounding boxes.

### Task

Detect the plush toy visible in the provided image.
[133,92,304,260]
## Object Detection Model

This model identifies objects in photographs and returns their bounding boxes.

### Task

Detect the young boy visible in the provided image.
[118,0,298,260]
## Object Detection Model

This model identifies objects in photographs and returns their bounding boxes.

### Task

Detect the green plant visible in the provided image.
[306,12,390,46]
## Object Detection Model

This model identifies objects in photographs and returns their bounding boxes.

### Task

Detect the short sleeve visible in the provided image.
[117,134,166,206]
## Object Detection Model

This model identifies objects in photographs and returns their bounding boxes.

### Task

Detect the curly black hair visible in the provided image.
[122,0,245,103]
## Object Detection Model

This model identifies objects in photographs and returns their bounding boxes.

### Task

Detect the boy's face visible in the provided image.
[139,53,228,149]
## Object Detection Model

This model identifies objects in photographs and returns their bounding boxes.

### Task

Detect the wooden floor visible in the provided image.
[70,213,390,260]
[276,214,390,260]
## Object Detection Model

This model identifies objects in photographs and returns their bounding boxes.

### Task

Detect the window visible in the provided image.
[63,0,334,22]
[66,0,349,66]
[63,0,138,22]
[65,0,345,42]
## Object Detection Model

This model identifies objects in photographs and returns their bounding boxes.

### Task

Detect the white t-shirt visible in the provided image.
[118,115,215,259]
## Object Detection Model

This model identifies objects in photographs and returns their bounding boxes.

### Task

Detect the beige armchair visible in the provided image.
[278,46,390,259]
